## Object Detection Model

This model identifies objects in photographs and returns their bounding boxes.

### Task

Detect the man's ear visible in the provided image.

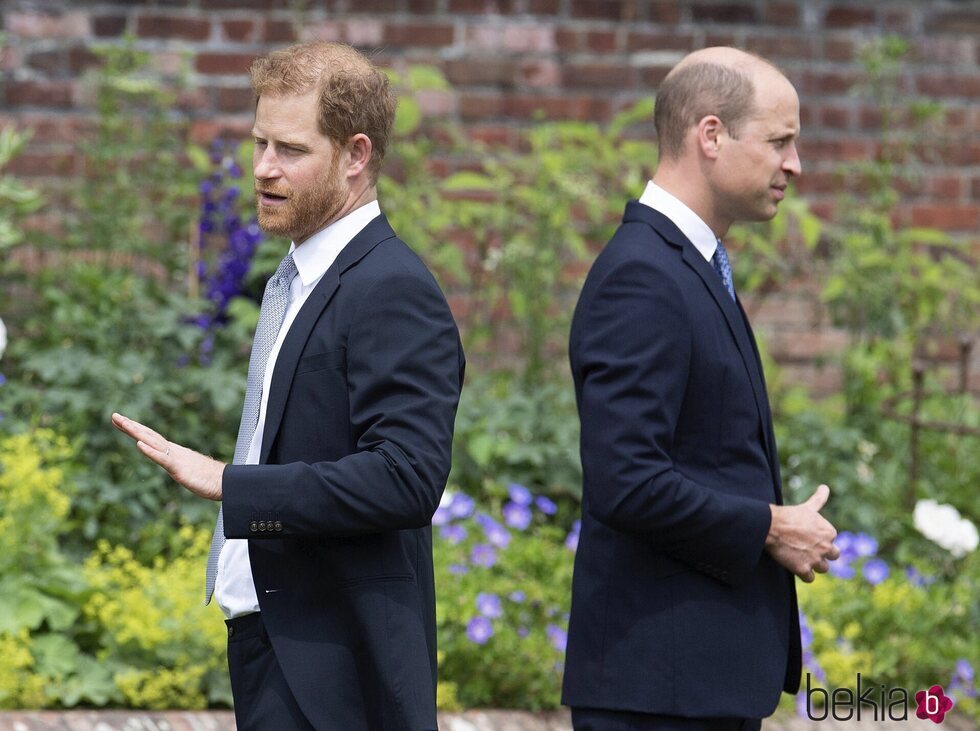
[697,115,724,160]
[346,133,373,178]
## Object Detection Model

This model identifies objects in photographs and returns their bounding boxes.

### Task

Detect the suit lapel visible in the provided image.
[624,202,780,479]
[259,214,398,463]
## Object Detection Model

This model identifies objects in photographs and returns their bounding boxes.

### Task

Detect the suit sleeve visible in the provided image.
[222,269,463,537]
[573,257,771,585]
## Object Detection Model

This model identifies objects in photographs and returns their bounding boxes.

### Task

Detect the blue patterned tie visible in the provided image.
[205,252,298,604]
[712,239,736,302]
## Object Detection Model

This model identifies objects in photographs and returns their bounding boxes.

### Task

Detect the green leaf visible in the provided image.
[394,98,422,136]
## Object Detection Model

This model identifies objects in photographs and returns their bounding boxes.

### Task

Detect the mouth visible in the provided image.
[771,185,786,201]
[257,190,289,207]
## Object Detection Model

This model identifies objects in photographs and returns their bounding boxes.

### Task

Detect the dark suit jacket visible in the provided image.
[222,214,464,731]
[562,202,800,719]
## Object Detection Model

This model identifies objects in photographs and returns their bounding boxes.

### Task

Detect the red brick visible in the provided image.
[555,29,582,53]
[5,80,75,107]
[264,19,296,43]
[27,50,65,75]
[519,60,561,88]
[649,0,680,24]
[926,175,964,199]
[799,70,859,95]
[137,15,211,41]
[823,38,855,62]
[93,15,128,37]
[778,364,843,397]
[448,0,499,12]
[195,53,258,75]
[910,204,979,230]
[408,0,441,11]
[68,46,101,73]
[564,62,634,90]
[216,86,256,113]
[5,150,77,176]
[917,74,980,99]
[745,36,817,61]
[627,30,695,52]
[6,10,89,39]
[691,3,759,24]
[503,94,611,121]
[769,329,849,361]
[819,105,850,129]
[222,19,256,42]
[459,93,504,120]
[466,124,515,146]
[586,30,619,53]
[915,37,975,65]
[881,8,913,33]
[639,66,673,87]
[384,23,454,48]
[972,177,980,200]
[793,171,839,195]
[765,2,799,26]
[798,138,870,161]
[527,0,562,13]
[824,6,876,28]
[445,58,516,87]
[924,10,980,34]
[570,0,633,21]
[190,118,254,145]
[704,32,738,47]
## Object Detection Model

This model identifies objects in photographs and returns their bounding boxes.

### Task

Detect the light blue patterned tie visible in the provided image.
[205,252,298,604]
[712,239,736,302]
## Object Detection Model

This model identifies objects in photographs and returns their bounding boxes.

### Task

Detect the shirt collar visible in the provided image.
[638,181,718,262]
[288,200,382,287]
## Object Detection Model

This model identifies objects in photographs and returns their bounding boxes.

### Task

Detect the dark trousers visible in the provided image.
[226,612,316,731]
[572,707,763,731]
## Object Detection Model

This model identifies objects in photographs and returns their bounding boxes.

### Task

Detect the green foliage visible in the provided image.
[0,127,44,254]
[434,490,574,709]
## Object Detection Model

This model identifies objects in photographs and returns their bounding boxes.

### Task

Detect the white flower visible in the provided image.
[0,316,6,361]
[914,499,979,558]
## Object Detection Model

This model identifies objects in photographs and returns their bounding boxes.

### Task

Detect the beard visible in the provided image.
[255,157,346,243]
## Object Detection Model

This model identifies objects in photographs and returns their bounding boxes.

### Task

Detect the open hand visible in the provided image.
[111,412,225,501]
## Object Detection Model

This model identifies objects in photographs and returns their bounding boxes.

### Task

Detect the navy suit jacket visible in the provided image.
[562,202,800,718]
[222,214,464,730]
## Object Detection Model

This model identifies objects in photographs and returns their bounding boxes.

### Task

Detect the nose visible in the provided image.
[783,142,802,177]
[253,144,280,181]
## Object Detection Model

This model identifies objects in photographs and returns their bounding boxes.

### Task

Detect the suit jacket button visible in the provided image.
[258,521,267,532]
[228,625,235,638]
[274,521,283,532]
[249,521,258,533]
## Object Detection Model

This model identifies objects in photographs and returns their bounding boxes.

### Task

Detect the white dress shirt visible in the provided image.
[215,200,382,619]
[638,180,718,263]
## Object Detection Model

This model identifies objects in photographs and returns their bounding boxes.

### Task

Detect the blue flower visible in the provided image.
[508,483,532,506]
[466,616,493,645]
[829,560,855,579]
[517,626,530,638]
[476,592,503,618]
[546,624,568,653]
[0,373,6,387]
[862,558,889,585]
[502,501,532,530]
[476,513,511,549]
[432,505,452,526]
[565,520,581,552]
[470,543,497,568]
[449,563,468,575]
[853,533,878,558]
[439,523,467,544]
[535,495,557,515]
[449,492,475,519]
[509,590,526,603]
[834,531,858,561]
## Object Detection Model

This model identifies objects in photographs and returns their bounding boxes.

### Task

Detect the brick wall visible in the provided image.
[1,0,978,393]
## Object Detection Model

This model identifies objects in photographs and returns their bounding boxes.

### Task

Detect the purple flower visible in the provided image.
[853,533,878,558]
[476,513,511,548]
[565,520,581,552]
[955,659,974,683]
[508,483,532,506]
[475,592,503,618]
[449,492,475,519]
[432,505,451,526]
[862,558,889,585]
[466,616,494,645]
[905,565,934,587]
[470,543,497,568]
[546,624,568,653]
[0,373,6,386]
[834,531,858,562]
[517,626,530,638]
[449,563,468,575]
[535,495,557,515]
[509,590,526,603]
[439,523,467,544]
[828,560,855,579]
[502,501,532,530]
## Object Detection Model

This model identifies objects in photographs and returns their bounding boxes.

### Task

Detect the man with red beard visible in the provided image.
[113,42,464,730]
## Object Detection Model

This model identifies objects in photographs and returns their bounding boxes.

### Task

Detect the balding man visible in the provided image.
[562,48,840,730]
[113,42,464,730]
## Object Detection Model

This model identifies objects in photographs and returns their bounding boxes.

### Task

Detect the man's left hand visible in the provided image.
[111,412,225,501]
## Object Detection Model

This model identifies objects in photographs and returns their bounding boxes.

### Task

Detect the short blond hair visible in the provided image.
[250,42,396,182]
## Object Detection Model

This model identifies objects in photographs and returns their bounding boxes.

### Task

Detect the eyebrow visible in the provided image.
[250,131,311,150]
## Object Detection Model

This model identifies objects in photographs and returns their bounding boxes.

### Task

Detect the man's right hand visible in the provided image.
[765,484,840,582]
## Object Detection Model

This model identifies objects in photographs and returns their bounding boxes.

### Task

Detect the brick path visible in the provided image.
[0,711,975,730]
